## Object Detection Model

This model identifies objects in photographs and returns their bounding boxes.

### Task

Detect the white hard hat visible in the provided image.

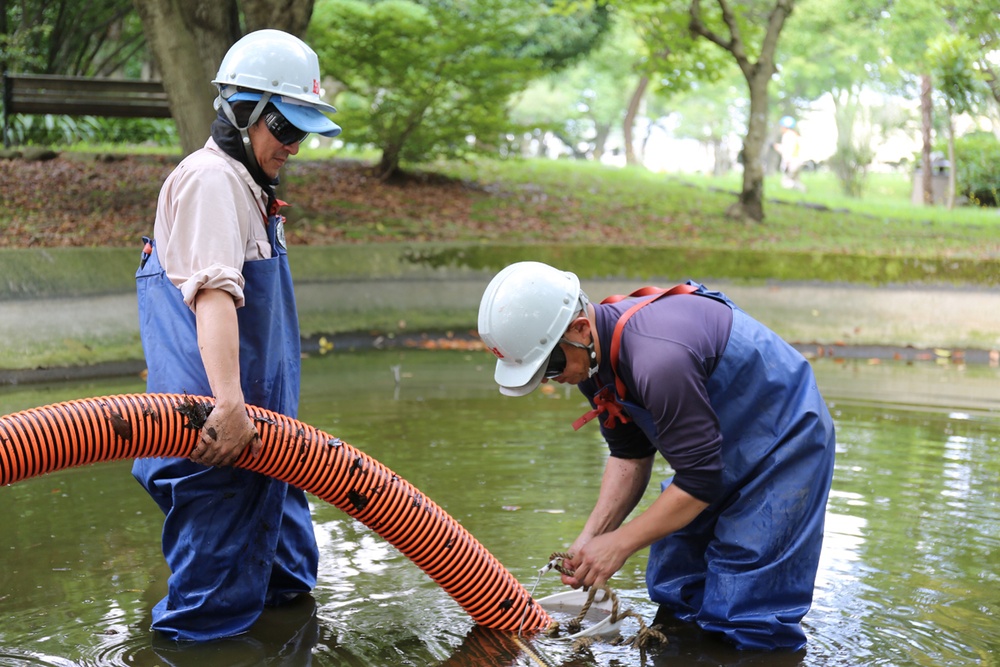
[213,29,340,136]
[478,261,584,397]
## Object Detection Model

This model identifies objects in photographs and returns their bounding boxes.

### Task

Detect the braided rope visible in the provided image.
[542,553,668,649]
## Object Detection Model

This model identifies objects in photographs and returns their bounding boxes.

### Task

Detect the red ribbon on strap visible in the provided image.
[572,386,631,431]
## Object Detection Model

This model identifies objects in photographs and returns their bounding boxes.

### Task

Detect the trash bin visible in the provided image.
[911,158,950,205]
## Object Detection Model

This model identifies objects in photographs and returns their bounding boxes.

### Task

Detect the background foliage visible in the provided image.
[2,0,999,208]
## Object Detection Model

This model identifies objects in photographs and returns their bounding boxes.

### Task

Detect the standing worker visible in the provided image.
[477,262,836,651]
[133,29,341,642]
[775,115,806,191]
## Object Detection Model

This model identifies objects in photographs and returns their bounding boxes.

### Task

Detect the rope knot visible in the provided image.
[572,387,630,431]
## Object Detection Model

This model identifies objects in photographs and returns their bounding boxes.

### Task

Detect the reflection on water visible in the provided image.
[0,352,998,666]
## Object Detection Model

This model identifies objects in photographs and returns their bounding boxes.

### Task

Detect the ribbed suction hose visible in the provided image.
[0,393,552,632]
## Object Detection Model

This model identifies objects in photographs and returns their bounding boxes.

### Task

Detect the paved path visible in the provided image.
[2,278,999,383]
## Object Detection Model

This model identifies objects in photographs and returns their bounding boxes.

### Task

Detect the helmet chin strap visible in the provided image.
[586,337,599,377]
[217,90,272,177]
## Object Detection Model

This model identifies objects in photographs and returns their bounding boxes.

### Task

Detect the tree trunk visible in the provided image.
[134,0,239,156]
[377,145,402,181]
[689,0,794,223]
[728,72,769,222]
[242,0,314,34]
[946,107,956,210]
[623,75,648,167]
[920,72,933,205]
[592,122,611,162]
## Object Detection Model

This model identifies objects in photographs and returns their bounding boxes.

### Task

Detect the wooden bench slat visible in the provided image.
[8,78,169,96]
[13,100,174,118]
[13,93,170,106]
[3,72,174,145]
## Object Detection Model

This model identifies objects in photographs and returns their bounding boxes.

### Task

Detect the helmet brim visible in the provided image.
[495,358,547,397]
[224,92,342,138]
[272,96,341,137]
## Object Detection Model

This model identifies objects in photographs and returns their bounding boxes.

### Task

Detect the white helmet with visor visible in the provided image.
[213,29,341,142]
[478,261,589,397]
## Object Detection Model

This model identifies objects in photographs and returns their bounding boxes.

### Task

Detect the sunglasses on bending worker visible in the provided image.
[543,338,592,378]
[263,111,309,145]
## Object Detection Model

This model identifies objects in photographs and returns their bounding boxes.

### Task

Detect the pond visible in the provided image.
[0,350,998,666]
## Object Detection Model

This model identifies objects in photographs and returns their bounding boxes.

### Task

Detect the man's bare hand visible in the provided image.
[190,403,261,466]
[560,532,629,590]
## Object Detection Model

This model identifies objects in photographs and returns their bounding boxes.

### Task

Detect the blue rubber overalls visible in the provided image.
[133,210,319,642]
[601,284,835,651]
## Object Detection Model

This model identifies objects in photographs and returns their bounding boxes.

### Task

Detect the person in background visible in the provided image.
[133,29,341,642]
[477,261,836,651]
[775,115,807,192]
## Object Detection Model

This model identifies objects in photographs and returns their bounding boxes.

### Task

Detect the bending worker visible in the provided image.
[133,30,341,641]
[477,261,836,651]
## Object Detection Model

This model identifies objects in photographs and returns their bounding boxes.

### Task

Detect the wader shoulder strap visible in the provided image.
[572,284,697,431]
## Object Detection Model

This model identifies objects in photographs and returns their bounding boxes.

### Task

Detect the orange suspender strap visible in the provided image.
[607,284,698,399]
[571,283,698,431]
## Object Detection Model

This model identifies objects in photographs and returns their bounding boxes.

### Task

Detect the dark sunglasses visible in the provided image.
[544,342,568,379]
[263,111,309,145]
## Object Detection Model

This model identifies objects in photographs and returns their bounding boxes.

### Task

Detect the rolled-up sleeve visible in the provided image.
[155,159,262,310]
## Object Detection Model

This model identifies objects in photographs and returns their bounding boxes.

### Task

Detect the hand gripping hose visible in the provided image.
[0,393,552,632]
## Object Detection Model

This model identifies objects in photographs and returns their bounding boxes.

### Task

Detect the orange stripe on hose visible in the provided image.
[0,394,552,633]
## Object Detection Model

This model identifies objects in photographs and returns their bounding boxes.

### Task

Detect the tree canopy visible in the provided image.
[1,0,144,75]
[3,0,998,212]
[308,0,610,179]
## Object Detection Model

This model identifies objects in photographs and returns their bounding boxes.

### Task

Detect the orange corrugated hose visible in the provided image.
[0,393,552,632]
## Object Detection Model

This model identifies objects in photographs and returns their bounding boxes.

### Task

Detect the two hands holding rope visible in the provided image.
[552,531,632,591]
[542,551,668,648]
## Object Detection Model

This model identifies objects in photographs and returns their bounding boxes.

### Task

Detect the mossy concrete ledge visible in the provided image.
[3,242,1000,379]
[3,243,1000,301]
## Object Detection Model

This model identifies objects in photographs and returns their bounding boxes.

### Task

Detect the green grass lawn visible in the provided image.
[54,143,1000,260]
[434,158,1000,260]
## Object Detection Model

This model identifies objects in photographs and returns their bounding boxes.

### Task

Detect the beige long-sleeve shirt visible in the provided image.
[152,137,272,311]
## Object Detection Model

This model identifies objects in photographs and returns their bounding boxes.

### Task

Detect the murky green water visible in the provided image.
[1,351,998,666]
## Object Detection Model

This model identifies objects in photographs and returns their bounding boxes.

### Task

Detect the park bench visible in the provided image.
[2,72,172,147]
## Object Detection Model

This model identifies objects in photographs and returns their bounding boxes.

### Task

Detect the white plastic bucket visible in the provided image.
[537,589,625,640]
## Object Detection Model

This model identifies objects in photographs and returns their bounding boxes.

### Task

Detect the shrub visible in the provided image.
[4,114,177,148]
[953,131,1000,207]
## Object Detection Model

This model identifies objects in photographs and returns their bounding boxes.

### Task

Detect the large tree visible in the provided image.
[511,20,644,162]
[511,4,726,168]
[619,3,728,166]
[686,0,794,222]
[133,0,315,156]
[884,0,997,206]
[617,0,796,220]
[957,5,1000,113]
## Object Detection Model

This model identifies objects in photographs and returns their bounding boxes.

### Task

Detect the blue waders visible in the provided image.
[133,215,319,642]
[614,285,835,651]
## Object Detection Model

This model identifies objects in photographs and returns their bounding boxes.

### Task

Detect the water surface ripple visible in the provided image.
[0,353,997,666]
